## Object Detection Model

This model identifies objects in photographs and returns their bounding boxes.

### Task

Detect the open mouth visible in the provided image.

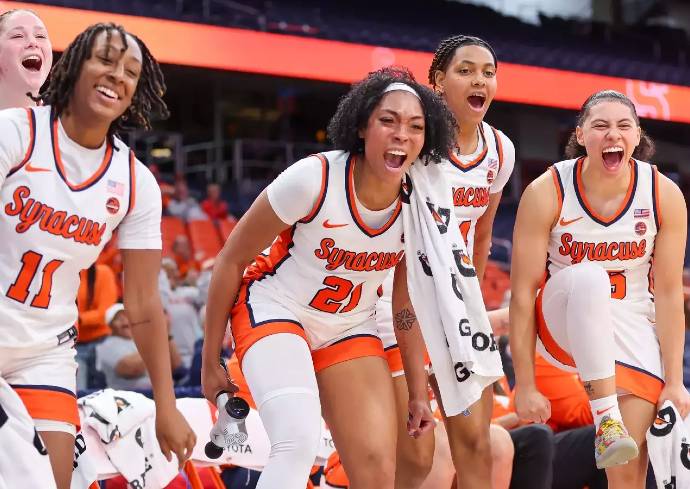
[467,93,486,110]
[602,146,624,170]
[384,150,407,170]
[21,55,42,72]
[96,85,120,101]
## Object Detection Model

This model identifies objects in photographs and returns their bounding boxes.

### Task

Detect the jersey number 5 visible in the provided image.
[6,251,63,309]
[309,276,363,314]
[608,271,627,300]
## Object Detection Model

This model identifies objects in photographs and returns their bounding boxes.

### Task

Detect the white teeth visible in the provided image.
[387,150,406,156]
[23,55,40,62]
[96,86,118,100]
[470,92,485,98]
[603,146,623,153]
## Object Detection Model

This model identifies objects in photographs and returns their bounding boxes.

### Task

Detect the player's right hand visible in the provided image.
[514,385,551,424]
[201,360,238,405]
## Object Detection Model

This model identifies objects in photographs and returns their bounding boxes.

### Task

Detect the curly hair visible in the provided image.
[564,90,655,161]
[327,66,455,164]
[39,23,169,137]
[428,35,497,87]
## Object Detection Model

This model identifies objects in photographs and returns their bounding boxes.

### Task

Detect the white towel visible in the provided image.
[70,431,98,489]
[646,400,690,489]
[0,377,57,489]
[401,162,503,416]
[78,389,178,487]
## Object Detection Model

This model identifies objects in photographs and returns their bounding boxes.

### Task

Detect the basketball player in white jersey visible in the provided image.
[375,35,515,489]
[0,23,195,488]
[0,8,52,110]
[202,67,455,489]
[510,90,690,488]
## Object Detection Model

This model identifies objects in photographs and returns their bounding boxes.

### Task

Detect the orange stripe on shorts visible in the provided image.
[14,385,79,428]
[312,335,384,373]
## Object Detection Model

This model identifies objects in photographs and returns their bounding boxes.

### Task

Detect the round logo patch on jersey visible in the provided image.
[635,221,647,236]
[106,197,120,215]
[486,169,495,184]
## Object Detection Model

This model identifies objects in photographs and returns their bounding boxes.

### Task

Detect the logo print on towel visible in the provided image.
[454,362,471,382]
[426,200,451,234]
[649,405,676,437]
[417,252,432,276]
[400,174,413,204]
[459,319,498,352]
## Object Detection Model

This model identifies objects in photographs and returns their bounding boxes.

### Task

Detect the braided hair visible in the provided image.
[40,23,169,137]
[428,35,497,88]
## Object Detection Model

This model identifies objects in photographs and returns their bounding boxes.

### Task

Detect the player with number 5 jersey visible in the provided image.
[510,90,690,488]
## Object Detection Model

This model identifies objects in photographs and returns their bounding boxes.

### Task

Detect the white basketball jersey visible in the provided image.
[377,122,508,313]
[245,151,404,330]
[444,121,507,255]
[0,106,135,348]
[547,157,658,317]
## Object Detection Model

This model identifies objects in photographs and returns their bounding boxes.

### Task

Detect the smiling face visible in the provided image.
[576,100,642,174]
[69,29,142,125]
[358,90,425,184]
[0,10,52,95]
[434,44,497,127]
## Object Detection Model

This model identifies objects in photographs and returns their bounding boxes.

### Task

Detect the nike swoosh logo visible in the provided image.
[323,220,348,229]
[559,216,583,226]
[24,161,51,173]
[596,406,613,416]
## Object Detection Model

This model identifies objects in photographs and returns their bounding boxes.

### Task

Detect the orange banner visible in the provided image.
[4,1,690,123]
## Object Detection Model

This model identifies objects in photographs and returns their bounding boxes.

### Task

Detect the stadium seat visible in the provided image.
[217,217,238,242]
[188,219,223,262]
[161,216,187,257]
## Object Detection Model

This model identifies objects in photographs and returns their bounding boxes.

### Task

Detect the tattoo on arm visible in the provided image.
[130,319,152,328]
[394,308,416,331]
[583,381,594,396]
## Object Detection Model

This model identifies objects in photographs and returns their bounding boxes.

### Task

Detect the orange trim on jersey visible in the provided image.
[652,165,662,229]
[490,126,504,173]
[615,361,664,404]
[345,155,401,237]
[550,166,564,224]
[312,334,384,372]
[127,150,137,215]
[447,124,488,171]
[535,288,576,368]
[51,115,114,191]
[299,153,328,223]
[14,386,80,428]
[7,108,36,176]
[243,227,295,281]
[230,283,307,366]
[574,157,637,226]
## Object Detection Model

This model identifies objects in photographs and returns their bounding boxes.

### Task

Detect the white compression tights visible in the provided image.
[242,333,322,489]
[540,262,616,381]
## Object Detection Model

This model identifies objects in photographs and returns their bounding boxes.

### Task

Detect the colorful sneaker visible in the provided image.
[594,415,639,469]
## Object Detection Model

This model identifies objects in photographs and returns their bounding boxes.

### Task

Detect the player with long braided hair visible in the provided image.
[0,23,195,488]
[375,35,515,488]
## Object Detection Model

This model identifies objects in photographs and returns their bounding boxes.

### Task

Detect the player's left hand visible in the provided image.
[408,399,435,439]
[658,382,690,419]
[156,404,197,469]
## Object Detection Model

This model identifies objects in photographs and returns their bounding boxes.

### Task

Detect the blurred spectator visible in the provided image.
[75,263,118,390]
[96,304,182,390]
[172,235,200,283]
[167,179,206,221]
[161,258,203,369]
[200,183,232,220]
[149,163,175,213]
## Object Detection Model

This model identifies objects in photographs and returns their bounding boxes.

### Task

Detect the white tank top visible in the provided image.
[247,150,404,328]
[547,157,659,317]
[0,106,136,347]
